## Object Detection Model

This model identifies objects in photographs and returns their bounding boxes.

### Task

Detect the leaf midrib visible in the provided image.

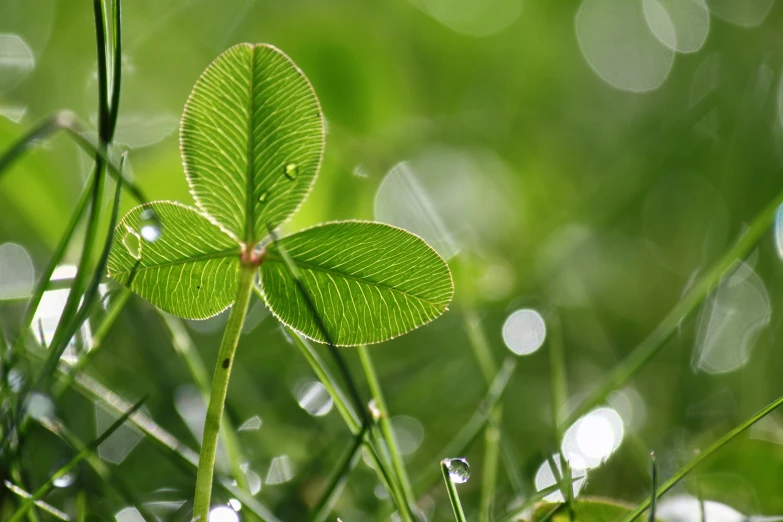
[110,247,240,277]
[265,251,447,310]
[244,45,258,244]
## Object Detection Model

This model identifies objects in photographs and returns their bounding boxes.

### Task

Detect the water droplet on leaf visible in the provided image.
[443,457,471,483]
[284,162,298,180]
[139,208,161,242]
[122,231,141,259]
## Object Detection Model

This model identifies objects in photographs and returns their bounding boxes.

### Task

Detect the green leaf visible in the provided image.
[107,201,241,320]
[260,221,453,346]
[180,43,324,245]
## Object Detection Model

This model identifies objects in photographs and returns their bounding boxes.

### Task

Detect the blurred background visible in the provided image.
[2,0,783,520]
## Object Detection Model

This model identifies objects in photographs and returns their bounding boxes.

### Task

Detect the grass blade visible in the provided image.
[264,225,414,521]
[7,397,146,522]
[621,394,783,521]
[463,308,502,522]
[562,188,783,429]
[441,460,467,522]
[648,452,657,522]
[413,357,517,496]
[309,427,367,522]
[357,345,419,517]
[4,482,68,522]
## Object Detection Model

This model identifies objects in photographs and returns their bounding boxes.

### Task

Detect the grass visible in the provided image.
[2,1,783,521]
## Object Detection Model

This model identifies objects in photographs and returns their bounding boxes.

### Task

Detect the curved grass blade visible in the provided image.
[181,43,324,245]
[264,225,414,521]
[4,482,68,522]
[0,112,147,203]
[7,398,146,522]
[107,201,242,319]
[357,345,418,516]
[621,394,783,521]
[11,178,92,358]
[261,220,453,346]
[441,460,467,522]
[562,188,783,429]
[37,152,128,387]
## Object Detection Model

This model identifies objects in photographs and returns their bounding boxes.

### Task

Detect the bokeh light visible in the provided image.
[502,309,546,355]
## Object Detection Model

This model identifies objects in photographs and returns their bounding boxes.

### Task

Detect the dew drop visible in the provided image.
[368,398,382,421]
[284,162,298,180]
[259,191,269,203]
[52,470,76,488]
[139,208,161,242]
[443,457,471,484]
[122,232,141,259]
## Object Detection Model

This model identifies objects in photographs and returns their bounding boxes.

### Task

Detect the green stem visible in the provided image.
[440,460,467,522]
[413,357,516,496]
[463,309,501,522]
[621,393,783,521]
[162,312,251,494]
[263,228,410,517]
[648,452,657,522]
[562,188,783,429]
[274,315,399,511]
[548,312,573,509]
[357,345,418,521]
[480,410,501,522]
[193,264,255,521]
[277,318,360,433]
[22,342,281,522]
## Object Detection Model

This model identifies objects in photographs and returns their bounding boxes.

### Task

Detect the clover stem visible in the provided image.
[193,264,256,521]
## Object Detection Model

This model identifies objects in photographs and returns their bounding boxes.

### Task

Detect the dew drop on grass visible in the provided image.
[284,162,298,180]
[139,208,161,242]
[52,470,76,488]
[443,457,471,483]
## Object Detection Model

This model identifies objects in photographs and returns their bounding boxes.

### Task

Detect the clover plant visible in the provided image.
[105,43,454,519]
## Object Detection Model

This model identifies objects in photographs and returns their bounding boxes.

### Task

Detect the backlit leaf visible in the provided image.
[260,221,453,346]
[107,201,241,320]
[180,43,324,245]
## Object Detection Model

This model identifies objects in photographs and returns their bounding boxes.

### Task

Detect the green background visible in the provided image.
[2,0,783,519]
